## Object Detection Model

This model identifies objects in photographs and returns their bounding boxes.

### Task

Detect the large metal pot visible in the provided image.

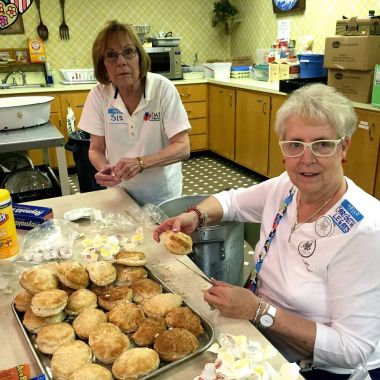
[159,195,244,286]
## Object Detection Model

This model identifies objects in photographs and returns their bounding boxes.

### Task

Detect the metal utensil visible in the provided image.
[35,0,48,41]
[59,0,69,40]
[175,257,213,285]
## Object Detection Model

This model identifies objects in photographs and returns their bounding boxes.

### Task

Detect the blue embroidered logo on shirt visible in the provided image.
[332,199,363,233]
[108,108,123,114]
[144,111,161,122]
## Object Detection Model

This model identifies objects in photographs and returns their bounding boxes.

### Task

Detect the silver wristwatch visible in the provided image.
[259,305,277,329]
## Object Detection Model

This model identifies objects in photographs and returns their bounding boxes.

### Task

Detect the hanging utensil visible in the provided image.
[34,0,48,41]
[59,0,69,40]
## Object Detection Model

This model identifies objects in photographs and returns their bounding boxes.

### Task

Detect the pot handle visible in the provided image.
[164,31,172,37]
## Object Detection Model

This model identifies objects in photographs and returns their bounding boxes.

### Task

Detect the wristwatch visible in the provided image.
[259,304,277,329]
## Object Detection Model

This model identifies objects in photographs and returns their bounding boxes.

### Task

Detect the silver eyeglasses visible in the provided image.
[104,47,137,62]
[279,136,345,158]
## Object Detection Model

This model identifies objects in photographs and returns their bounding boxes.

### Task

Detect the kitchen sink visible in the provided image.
[0,84,47,89]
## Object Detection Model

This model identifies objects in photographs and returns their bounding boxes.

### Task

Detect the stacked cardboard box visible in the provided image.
[324,25,380,103]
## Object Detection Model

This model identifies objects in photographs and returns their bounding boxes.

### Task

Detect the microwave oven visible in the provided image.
[145,47,182,80]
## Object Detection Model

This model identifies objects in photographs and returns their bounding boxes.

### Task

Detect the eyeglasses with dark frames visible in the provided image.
[104,47,138,63]
[279,136,346,158]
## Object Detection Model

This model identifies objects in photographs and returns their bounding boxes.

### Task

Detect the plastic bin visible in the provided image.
[64,130,104,193]
[299,54,327,79]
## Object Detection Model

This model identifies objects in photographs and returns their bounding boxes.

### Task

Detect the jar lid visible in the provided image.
[0,188,10,203]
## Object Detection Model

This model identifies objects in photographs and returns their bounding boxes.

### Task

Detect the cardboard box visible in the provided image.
[328,69,374,103]
[324,36,380,70]
[13,203,53,230]
[336,17,380,36]
[371,64,380,107]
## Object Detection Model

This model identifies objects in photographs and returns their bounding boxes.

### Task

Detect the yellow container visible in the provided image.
[28,37,46,63]
[0,189,19,260]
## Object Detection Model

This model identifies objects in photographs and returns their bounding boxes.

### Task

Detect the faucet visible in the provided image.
[3,71,16,85]
[18,71,26,85]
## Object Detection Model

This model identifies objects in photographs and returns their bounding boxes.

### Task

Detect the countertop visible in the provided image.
[0,188,303,379]
[1,77,379,113]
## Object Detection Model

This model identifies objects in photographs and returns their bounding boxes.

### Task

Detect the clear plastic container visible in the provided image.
[253,64,269,81]
[213,62,232,80]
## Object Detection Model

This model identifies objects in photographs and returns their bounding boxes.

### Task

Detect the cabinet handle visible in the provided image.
[180,93,190,97]
[263,101,267,115]
[369,122,375,141]
[229,93,233,107]
[77,104,84,108]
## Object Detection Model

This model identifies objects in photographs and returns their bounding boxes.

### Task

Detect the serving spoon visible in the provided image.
[35,0,48,41]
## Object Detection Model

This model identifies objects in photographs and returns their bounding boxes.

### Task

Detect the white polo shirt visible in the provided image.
[79,72,191,205]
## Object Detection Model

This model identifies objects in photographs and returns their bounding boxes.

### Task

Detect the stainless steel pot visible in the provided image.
[159,195,244,286]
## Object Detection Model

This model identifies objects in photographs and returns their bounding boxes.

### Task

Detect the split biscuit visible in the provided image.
[161,230,193,255]
[57,261,89,289]
[131,278,162,304]
[20,266,58,294]
[165,306,204,336]
[36,322,75,354]
[72,308,107,339]
[31,289,68,317]
[23,309,66,334]
[154,328,199,362]
[108,303,145,333]
[142,293,182,318]
[86,261,116,286]
[68,363,112,380]
[115,265,148,286]
[14,290,33,312]
[132,317,167,347]
[65,288,97,316]
[112,347,160,380]
[115,251,147,266]
[97,286,132,311]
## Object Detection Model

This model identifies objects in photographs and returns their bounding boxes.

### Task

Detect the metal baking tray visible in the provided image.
[12,268,215,379]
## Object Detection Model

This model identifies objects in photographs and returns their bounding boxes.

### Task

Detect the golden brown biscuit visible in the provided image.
[57,262,89,289]
[20,267,58,294]
[72,308,107,339]
[88,282,114,296]
[58,282,76,297]
[51,340,92,380]
[131,278,162,304]
[115,251,147,266]
[65,288,97,316]
[115,265,148,286]
[36,322,76,354]
[88,322,130,364]
[97,286,132,311]
[154,328,199,362]
[112,348,160,380]
[14,290,33,312]
[68,363,112,380]
[165,306,204,337]
[86,261,116,286]
[31,289,68,317]
[161,231,193,255]
[23,309,66,334]
[132,317,167,347]
[108,303,145,333]
[142,293,182,318]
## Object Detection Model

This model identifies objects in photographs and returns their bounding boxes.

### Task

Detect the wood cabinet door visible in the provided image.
[208,84,235,161]
[176,84,207,102]
[235,90,270,176]
[268,95,287,178]
[344,109,380,195]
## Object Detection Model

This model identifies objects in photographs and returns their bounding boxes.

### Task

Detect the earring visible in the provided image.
[342,158,347,163]
[282,159,285,164]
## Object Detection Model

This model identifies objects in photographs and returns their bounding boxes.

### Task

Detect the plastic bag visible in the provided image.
[20,219,79,263]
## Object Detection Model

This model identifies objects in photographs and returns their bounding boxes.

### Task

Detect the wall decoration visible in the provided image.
[0,13,24,33]
[0,0,32,32]
[272,0,305,14]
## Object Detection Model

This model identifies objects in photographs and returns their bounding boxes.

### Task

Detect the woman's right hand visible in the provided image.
[94,165,121,187]
[153,212,198,242]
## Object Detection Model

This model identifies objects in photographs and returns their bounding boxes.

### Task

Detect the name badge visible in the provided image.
[332,199,363,234]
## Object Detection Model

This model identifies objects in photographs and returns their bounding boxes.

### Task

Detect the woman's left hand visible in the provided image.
[113,157,142,180]
[204,279,257,319]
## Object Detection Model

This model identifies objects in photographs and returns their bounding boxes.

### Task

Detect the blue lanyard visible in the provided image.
[246,186,296,293]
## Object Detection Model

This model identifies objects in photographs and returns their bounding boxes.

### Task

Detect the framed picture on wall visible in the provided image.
[272,0,306,14]
[0,16,25,35]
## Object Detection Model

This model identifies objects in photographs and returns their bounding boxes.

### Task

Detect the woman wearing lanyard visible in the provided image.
[154,84,380,379]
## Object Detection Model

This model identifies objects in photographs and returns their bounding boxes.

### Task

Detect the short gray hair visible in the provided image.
[275,84,357,139]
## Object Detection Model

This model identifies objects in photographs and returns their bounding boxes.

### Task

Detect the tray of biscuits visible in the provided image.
[12,254,215,379]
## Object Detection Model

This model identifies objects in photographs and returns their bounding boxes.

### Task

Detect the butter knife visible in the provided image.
[174,257,213,285]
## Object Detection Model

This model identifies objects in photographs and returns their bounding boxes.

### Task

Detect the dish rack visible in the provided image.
[59,69,95,82]
[230,70,250,79]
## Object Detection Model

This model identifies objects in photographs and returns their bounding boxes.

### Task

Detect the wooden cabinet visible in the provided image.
[176,84,208,151]
[235,90,270,176]
[208,84,235,160]
[344,108,380,195]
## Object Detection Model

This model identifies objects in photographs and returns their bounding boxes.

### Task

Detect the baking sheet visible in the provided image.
[12,268,215,379]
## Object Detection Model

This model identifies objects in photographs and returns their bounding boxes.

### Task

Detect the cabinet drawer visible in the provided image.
[177,84,207,102]
[190,134,207,151]
[189,118,207,135]
[184,102,206,119]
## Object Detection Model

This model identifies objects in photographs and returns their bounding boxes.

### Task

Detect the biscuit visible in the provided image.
[165,306,204,336]
[97,286,132,311]
[86,261,116,286]
[154,328,199,362]
[161,231,193,255]
[132,317,167,347]
[36,322,76,354]
[88,322,130,364]
[142,293,182,318]
[115,265,148,286]
[57,262,89,289]
[14,290,33,312]
[65,288,97,316]
[72,308,107,339]
[108,303,145,333]
[115,251,147,266]
[20,267,58,294]
[88,282,114,296]
[68,363,112,380]
[31,289,68,317]
[131,278,162,304]
[112,348,160,380]
[23,309,66,334]
[51,340,92,380]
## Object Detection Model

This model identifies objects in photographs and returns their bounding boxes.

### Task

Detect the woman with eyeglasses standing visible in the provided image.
[78,20,190,205]
[154,84,380,379]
